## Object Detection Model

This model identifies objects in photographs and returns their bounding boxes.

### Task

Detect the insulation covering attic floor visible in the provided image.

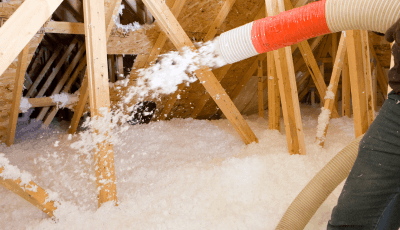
[0,104,356,230]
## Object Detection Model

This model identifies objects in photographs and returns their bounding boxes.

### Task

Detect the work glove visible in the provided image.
[385,19,400,94]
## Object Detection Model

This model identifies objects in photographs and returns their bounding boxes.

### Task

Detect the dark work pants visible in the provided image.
[327,92,400,230]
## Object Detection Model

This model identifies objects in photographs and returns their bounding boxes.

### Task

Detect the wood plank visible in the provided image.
[266,0,306,155]
[35,39,79,98]
[83,0,117,206]
[190,5,268,119]
[26,46,63,98]
[6,44,30,146]
[190,64,232,118]
[0,167,56,217]
[315,33,347,146]
[342,55,351,117]
[158,0,236,120]
[258,60,264,118]
[44,21,85,34]
[68,0,122,135]
[38,44,86,123]
[23,96,79,108]
[143,0,258,144]
[369,40,388,96]
[346,30,369,137]
[0,0,63,77]
[268,52,281,130]
[361,30,375,126]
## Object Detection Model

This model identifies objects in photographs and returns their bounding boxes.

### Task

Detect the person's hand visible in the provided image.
[385,18,400,43]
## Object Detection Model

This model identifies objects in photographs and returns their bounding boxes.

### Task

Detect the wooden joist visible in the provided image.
[6,44,30,146]
[361,30,375,126]
[346,30,369,137]
[0,167,56,217]
[35,39,79,99]
[268,51,281,130]
[258,60,264,118]
[143,0,258,144]
[266,0,305,155]
[43,58,87,126]
[369,40,388,96]
[158,0,237,120]
[26,46,63,98]
[0,0,63,77]
[190,5,267,119]
[83,0,118,206]
[316,33,347,147]
[68,0,122,135]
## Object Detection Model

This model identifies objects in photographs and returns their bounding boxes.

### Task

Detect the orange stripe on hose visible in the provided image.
[251,0,331,54]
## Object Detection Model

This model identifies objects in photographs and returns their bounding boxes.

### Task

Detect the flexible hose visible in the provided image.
[275,135,364,230]
[217,0,400,64]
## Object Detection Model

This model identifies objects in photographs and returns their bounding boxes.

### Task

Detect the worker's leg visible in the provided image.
[327,92,400,230]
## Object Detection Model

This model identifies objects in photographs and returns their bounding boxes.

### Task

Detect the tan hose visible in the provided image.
[275,135,364,230]
[326,0,400,34]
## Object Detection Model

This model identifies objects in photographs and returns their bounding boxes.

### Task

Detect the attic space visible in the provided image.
[0,0,395,229]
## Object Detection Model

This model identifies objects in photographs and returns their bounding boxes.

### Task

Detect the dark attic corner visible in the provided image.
[0,0,399,229]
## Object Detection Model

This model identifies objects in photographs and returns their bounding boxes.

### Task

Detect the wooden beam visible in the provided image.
[361,30,375,126]
[35,39,79,98]
[0,0,63,77]
[284,0,339,118]
[190,5,268,119]
[315,33,347,146]
[116,55,124,80]
[26,46,63,98]
[0,167,56,217]
[143,0,258,144]
[268,51,280,131]
[342,55,351,117]
[369,40,388,96]
[61,0,84,22]
[108,55,116,82]
[68,0,122,135]
[38,45,86,123]
[83,0,117,206]
[258,60,264,118]
[44,21,85,35]
[346,30,369,137]
[190,64,232,118]
[266,0,306,155]
[6,44,30,146]
[158,0,236,120]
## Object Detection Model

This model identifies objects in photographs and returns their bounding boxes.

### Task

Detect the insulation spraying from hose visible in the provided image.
[215,0,400,64]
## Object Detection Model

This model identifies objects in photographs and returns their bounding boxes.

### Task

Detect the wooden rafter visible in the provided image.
[361,30,375,126]
[0,167,56,217]
[258,60,264,118]
[368,40,388,96]
[37,44,86,123]
[266,0,306,155]
[0,0,63,77]
[346,30,369,137]
[83,0,117,206]
[35,39,79,99]
[142,0,258,144]
[26,46,63,98]
[316,33,347,147]
[268,51,281,130]
[68,0,123,135]
[6,44,30,146]
[190,5,267,119]
[158,0,237,120]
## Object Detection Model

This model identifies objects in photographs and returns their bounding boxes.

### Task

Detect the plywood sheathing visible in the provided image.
[0,1,45,143]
